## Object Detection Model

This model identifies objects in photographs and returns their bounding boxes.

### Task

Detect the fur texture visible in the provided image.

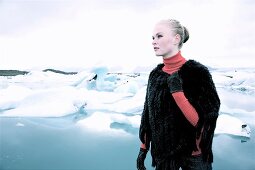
[139,60,220,167]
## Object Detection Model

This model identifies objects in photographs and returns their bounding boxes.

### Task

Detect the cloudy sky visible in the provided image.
[0,0,254,71]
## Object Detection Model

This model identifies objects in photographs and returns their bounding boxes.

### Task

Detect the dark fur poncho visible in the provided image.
[139,60,220,167]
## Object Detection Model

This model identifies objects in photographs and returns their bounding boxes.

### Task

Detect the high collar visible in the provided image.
[162,51,186,74]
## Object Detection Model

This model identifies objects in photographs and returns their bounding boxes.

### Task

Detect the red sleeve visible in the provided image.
[140,143,146,149]
[140,133,147,149]
[172,91,199,126]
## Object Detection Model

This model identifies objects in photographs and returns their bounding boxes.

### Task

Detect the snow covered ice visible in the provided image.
[0,66,253,139]
[0,66,253,138]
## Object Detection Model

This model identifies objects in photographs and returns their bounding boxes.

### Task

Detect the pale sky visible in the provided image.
[0,0,254,71]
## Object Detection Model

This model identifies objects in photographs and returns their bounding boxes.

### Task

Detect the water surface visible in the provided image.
[0,117,254,170]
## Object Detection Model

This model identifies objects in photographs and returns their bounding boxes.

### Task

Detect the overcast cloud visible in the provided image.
[0,0,254,70]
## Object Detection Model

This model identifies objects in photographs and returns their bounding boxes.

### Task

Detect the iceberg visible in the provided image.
[215,114,251,138]
[0,66,253,140]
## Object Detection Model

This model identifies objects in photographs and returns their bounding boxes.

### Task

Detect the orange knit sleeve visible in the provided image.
[172,91,199,126]
[140,143,146,149]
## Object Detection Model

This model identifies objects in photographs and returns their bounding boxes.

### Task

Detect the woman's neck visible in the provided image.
[162,51,186,74]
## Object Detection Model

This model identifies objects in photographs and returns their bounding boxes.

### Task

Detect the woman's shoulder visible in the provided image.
[183,60,208,70]
[149,63,164,75]
[152,63,164,71]
[181,60,210,74]
[180,60,212,80]
[146,64,166,83]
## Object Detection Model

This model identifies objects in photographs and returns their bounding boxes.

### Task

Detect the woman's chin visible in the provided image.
[155,53,163,57]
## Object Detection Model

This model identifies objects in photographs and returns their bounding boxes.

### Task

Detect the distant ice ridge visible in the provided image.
[212,67,255,95]
[0,66,253,138]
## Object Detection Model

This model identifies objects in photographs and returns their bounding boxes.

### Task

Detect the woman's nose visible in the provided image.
[152,40,157,45]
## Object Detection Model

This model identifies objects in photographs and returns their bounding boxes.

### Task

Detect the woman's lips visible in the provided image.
[154,47,159,51]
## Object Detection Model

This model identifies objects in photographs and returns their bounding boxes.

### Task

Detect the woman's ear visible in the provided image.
[173,34,181,45]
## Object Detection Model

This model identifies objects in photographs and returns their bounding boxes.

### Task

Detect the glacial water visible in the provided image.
[0,117,254,170]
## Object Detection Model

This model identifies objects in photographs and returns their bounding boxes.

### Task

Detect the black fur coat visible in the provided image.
[139,60,220,167]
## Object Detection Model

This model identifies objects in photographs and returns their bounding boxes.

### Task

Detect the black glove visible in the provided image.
[167,71,183,93]
[136,148,147,170]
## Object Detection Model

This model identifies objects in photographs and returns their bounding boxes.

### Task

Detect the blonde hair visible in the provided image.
[158,19,189,49]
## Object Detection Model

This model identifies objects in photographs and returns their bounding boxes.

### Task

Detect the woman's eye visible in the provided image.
[152,34,163,40]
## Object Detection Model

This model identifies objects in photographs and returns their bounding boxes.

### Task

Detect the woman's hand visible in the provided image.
[167,71,183,93]
[136,148,147,170]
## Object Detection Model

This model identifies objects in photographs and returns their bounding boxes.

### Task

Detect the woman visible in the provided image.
[136,19,220,170]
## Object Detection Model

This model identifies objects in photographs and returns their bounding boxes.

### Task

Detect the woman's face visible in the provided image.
[152,23,179,58]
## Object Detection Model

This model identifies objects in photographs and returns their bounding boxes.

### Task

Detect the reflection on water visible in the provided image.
[213,133,254,170]
[0,118,254,170]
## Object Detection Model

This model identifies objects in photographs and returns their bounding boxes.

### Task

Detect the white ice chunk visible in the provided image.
[215,114,251,138]
[0,86,87,117]
[16,122,25,127]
